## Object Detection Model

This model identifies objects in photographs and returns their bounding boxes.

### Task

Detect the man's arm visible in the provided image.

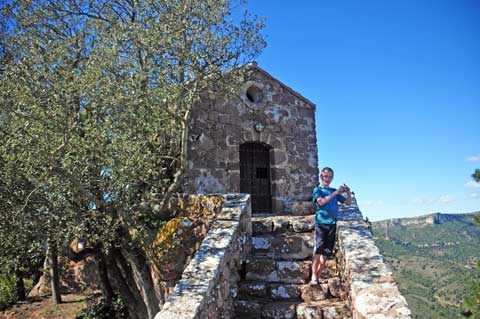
[316,189,340,206]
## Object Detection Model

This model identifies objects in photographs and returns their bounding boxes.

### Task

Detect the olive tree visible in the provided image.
[0,0,265,317]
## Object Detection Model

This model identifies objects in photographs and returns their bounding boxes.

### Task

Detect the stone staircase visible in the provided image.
[233,213,352,319]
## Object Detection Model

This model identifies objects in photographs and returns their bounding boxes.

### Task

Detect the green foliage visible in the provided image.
[475,214,480,226]
[364,216,373,235]
[372,214,480,319]
[0,0,265,316]
[0,270,16,310]
[76,295,129,319]
[0,147,48,276]
[472,169,480,183]
[463,170,480,318]
[0,0,265,246]
[463,260,480,318]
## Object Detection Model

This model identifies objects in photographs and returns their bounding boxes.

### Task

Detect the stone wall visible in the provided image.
[154,193,252,319]
[148,194,225,295]
[336,200,412,319]
[154,194,412,319]
[183,64,318,213]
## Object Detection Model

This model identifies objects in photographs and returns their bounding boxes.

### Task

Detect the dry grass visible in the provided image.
[0,293,87,319]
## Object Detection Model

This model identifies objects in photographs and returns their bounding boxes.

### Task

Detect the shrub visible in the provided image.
[76,295,129,319]
[0,272,16,310]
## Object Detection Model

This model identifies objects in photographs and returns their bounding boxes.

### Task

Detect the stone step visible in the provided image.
[237,277,344,302]
[245,258,311,284]
[252,233,313,260]
[252,214,314,235]
[297,300,352,319]
[245,257,338,284]
[251,201,315,219]
[237,279,343,302]
[234,299,352,319]
[234,300,297,319]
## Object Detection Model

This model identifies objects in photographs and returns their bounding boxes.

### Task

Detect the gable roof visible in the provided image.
[245,62,316,109]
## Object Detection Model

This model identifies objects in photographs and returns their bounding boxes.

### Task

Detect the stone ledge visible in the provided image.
[337,204,412,319]
[252,214,315,235]
[154,193,251,319]
[251,233,313,260]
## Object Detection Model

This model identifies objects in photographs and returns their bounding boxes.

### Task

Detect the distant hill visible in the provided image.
[372,212,480,319]
[378,212,474,227]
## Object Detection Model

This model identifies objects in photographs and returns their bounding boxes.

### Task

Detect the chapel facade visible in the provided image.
[182,63,318,214]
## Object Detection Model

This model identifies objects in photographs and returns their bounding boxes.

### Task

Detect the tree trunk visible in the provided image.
[14,268,26,301]
[160,108,191,211]
[121,242,162,318]
[95,247,115,305]
[106,247,147,319]
[48,241,62,304]
[119,229,165,318]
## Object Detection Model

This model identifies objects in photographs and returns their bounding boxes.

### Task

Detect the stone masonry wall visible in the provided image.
[153,193,411,319]
[336,200,412,319]
[148,195,225,295]
[183,64,318,213]
[154,193,252,319]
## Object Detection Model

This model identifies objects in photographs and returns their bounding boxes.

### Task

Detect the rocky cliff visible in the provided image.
[375,212,475,227]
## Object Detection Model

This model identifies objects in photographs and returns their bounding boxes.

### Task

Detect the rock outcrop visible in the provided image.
[377,212,474,227]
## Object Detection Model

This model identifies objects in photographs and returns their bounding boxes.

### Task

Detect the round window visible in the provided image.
[246,85,263,103]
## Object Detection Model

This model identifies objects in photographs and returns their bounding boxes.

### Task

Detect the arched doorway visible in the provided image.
[239,142,272,213]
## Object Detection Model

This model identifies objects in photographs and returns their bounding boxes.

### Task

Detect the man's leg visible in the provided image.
[311,254,320,282]
[319,253,327,276]
[311,253,326,282]
[312,223,326,283]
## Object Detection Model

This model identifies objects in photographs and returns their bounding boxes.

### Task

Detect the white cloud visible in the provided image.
[466,192,480,200]
[438,195,456,204]
[466,154,480,162]
[413,197,435,205]
[465,181,480,188]
[359,200,383,207]
[359,200,373,207]
[414,195,456,205]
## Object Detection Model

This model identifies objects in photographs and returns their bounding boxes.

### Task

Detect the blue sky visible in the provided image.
[247,0,480,221]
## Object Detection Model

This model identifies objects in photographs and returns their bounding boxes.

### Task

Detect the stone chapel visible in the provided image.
[182,63,319,214]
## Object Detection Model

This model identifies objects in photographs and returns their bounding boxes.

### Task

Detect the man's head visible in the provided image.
[320,167,334,187]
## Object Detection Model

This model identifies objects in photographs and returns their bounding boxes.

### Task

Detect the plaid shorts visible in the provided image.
[313,223,336,256]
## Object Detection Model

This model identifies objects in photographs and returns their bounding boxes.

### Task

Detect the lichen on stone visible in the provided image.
[148,195,225,281]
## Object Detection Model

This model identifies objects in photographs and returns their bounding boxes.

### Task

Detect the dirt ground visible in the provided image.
[0,293,86,319]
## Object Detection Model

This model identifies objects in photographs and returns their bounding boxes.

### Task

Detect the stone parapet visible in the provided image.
[154,193,252,319]
[336,203,412,319]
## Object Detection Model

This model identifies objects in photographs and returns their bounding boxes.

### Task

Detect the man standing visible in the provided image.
[310,167,352,284]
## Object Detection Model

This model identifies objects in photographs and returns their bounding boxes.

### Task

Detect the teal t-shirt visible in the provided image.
[312,186,346,224]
